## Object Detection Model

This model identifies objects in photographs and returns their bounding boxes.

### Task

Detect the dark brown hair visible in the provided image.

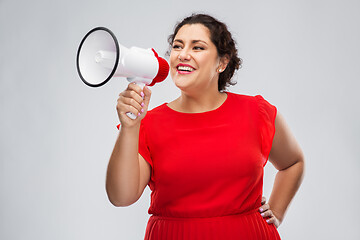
[167,13,242,91]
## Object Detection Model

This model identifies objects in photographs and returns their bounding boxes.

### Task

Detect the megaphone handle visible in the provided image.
[125,112,137,120]
[126,81,145,120]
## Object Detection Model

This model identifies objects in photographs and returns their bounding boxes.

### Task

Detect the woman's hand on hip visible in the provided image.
[116,82,152,128]
[259,196,281,228]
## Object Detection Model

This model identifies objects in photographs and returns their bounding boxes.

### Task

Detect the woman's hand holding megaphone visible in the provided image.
[116,82,152,128]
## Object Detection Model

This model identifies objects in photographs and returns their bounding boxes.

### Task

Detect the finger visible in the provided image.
[117,102,141,118]
[261,196,266,205]
[266,215,279,228]
[121,89,144,106]
[266,216,275,224]
[142,86,152,108]
[127,82,144,96]
[118,95,142,114]
[127,82,145,102]
[260,209,273,218]
[259,203,270,213]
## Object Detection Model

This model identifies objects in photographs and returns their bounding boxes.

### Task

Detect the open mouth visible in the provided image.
[176,64,195,74]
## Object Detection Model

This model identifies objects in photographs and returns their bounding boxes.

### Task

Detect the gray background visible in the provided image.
[1,0,359,239]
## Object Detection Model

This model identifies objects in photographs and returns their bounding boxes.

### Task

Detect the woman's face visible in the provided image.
[169,24,222,93]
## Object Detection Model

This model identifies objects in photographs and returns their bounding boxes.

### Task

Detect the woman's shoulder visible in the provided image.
[227,91,273,103]
[226,91,260,104]
[226,92,276,113]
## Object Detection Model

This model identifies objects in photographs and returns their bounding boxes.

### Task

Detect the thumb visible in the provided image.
[143,86,152,107]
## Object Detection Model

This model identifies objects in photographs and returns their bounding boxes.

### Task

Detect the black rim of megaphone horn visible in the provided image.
[76,27,120,87]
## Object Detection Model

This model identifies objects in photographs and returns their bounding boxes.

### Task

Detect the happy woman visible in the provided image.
[106,13,305,240]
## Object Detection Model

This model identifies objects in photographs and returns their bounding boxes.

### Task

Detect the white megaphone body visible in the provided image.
[76,27,169,119]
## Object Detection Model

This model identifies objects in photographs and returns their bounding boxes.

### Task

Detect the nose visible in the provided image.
[178,48,191,61]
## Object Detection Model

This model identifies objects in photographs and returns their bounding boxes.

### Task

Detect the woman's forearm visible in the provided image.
[268,159,305,223]
[106,124,141,206]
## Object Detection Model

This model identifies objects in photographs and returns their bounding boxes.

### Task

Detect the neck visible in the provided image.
[175,88,227,113]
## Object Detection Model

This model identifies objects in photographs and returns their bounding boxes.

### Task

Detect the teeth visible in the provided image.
[177,66,194,72]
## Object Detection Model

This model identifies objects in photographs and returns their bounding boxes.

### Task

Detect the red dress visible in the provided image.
[138,92,280,240]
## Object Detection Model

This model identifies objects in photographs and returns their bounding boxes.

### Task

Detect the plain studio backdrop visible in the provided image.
[1,0,359,239]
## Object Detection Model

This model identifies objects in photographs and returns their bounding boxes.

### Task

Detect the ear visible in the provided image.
[218,55,230,73]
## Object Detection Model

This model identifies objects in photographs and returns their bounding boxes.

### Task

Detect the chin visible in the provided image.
[171,70,201,91]
[173,78,187,90]
[174,80,202,96]
[171,77,189,91]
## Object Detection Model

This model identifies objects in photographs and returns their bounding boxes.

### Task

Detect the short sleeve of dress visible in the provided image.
[255,95,277,166]
[139,120,153,169]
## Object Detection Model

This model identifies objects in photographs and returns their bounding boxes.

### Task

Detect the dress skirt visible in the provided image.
[144,209,281,240]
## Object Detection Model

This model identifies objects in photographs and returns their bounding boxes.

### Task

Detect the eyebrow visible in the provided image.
[173,39,208,45]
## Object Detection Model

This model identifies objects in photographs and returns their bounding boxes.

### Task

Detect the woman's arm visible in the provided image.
[106,84,152,207]
[106,127,151,207]
[262,111,305,226]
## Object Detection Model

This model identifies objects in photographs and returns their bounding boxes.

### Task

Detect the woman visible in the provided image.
[106,14,305,240]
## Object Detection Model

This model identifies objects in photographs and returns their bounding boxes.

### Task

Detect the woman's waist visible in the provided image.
[149,208,260,222]
[145,208,280,240]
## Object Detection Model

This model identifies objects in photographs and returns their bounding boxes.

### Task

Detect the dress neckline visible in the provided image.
[163,92,230,116]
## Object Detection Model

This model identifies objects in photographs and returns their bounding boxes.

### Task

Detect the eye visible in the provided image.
[172,44,182,49]
[193,46,205,50]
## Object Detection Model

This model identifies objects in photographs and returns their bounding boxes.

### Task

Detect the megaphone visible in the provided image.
[76,27,169,119]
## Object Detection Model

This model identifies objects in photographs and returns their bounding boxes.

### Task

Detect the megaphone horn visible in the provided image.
[76,27,169,87]
[76,27,169,119]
